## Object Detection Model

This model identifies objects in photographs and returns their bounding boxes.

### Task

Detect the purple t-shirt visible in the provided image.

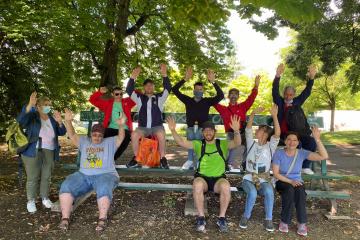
[272,148,310,182]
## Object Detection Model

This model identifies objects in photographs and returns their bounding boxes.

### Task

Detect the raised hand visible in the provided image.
[254,75,261,87]
[251,107,265,115]
[166,116,176,131]
[276,63,285,77]
[115,112,127,126]
[311,126,321,141]
[307,64,317,79]
[270,104,278,116]
[207,69,215,83]
[229,115,241,131]
[131,66,141,80]
[53,110,63,124]
[99,86,108,94]
[160,63,167,77]
[64,108,74,122]
[29,92,37,106]
[184,67,193,81]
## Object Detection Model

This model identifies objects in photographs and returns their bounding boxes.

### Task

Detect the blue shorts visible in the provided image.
[59,171,119,201]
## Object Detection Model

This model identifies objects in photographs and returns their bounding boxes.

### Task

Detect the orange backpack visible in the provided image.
[136,137,160,167]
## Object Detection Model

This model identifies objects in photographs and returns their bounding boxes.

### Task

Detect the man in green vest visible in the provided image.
[166,115,241,233]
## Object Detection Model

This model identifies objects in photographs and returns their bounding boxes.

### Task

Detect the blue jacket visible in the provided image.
[16,106,66,160]
[272,76,314,124]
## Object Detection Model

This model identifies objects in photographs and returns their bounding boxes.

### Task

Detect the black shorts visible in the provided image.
[194,173,226,192]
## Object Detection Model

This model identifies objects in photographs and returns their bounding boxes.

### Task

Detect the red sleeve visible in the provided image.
[214,103,226,114]
[89,91,108,111]
[242,88,258,111]
[124,97,136,109]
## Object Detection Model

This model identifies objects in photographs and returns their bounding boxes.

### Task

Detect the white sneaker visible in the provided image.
[182,160,194,170]
[27,200,37,213]
[42,198,53,208]
[302,168,314,175]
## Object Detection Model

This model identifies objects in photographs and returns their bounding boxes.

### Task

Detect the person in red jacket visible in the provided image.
[89,86,136,161]
[213,75,260,169]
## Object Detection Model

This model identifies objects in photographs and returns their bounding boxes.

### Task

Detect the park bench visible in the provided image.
[54,108,350,217]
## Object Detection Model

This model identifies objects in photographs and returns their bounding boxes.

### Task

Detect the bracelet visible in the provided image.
[233,131,240,135]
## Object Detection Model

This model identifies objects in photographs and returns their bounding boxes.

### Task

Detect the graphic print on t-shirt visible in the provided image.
[83,146,104,169]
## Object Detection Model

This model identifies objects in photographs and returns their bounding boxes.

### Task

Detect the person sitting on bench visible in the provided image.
[239,104,280,232]
[272,63,318,175]
[272,128,328,237]
[125,64,172,169]
[166,115,241,233]
[89,86,136,162]
[172,67,224,170]
[214,75,260,170]
[58,109,126,232]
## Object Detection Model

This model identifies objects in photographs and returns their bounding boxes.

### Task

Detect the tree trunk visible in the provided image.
[330,103,335,132]
[100,40,120,87]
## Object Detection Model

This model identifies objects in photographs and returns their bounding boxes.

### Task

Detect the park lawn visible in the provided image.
[321,131,360,145]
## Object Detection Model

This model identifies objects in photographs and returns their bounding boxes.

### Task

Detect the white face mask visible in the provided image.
[284,99,293,105]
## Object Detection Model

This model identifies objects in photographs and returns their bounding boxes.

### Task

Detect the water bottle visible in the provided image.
[194,121,198,134]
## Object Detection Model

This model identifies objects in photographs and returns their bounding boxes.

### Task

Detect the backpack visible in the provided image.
[136,136,160,167]
[285,105,311,136]
[196,139,228,173]
[6,122,29,154]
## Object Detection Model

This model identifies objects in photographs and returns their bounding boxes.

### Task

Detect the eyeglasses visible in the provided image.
[114,92,122,96]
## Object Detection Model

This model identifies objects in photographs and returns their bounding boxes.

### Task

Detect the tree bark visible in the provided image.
[330,102,335,132]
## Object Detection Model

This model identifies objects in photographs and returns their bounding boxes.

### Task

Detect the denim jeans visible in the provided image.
[186,127,203,162]
[60,171,119,201]
[241,179,274,220]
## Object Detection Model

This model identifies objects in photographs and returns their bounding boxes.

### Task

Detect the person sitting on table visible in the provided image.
[214,75,260,170]
[272,127,328,237]
[125,64,171,169]
[89,85,136,161]
[238,104,280,232]
[58,109,126,232]
[172,67,224,170]
[166,115,241,233]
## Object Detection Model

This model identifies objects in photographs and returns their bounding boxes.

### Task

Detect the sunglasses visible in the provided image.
[114,92,122,96]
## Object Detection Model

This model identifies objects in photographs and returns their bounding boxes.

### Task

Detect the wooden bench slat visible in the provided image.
[305,190,350,200]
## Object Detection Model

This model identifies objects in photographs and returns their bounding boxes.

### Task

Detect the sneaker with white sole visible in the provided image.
[196,216,206,233]
[182,160,194,170]
[27,200,37,213]
[42,198,53,208]
[297,223,308,236]
[279,221,289,233]
[302,168,314,175]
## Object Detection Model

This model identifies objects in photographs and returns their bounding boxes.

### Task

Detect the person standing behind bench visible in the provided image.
[125,64,172,169]
[239,104,280,232]
[89,86,135,162]
[272,63,318,175]
[172,67,224,169]
[58,109,126,232]
[17,92,66,213]
[214,75,260,169]
[272,128,328,237]
[166,115,241,233]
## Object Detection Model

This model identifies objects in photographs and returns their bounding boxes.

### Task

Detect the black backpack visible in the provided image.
[285,105,311,136]
[196,139,228,173]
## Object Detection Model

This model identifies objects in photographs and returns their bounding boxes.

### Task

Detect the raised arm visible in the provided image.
[114,113,126,148]
[242,75,260,110]
[307,127,329,161]
[126,67,142,103]
[172,67,192,103]
[53,110,67,136]
[166,116,193,149]
[17,92,37,126]
[272,64,285,105]
[295,65,317,105]
[246,107,265,129]
[89,87,109,111]
[207,69,224,105]
[64,108,80,147]
[270,104,280,138]
[160,63,172,92]
[228,115,241,149]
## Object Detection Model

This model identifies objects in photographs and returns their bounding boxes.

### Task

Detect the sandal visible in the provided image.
[59,218,70,231]
[95,218,108,232]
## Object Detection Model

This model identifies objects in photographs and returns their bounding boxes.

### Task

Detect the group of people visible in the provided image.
[16,63,329,236]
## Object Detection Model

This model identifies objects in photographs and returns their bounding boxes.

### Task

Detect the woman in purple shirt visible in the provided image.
[272,127,328,237]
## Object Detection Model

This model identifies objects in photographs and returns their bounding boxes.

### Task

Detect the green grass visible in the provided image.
[321,131,360,145]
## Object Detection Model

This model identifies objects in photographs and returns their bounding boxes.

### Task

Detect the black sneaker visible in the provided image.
[160,157,169,169]
[239,216,248,229]
[216,217,229,233]
[196,216,206,233]
[264,220,274,232]
[126,156,140,168]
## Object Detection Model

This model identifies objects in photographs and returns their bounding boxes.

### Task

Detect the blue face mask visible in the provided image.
[193,90,203,99]
[42,106,51,114]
